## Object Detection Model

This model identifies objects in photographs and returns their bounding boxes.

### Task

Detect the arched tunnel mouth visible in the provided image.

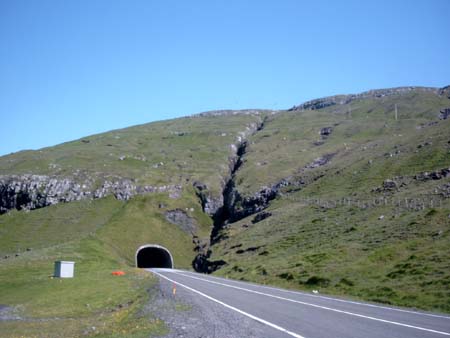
[135,245,174,268]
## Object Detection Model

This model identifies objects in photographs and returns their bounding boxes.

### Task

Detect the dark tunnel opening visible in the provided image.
[135,245,174,268]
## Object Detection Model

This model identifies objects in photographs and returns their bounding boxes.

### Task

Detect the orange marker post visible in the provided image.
[172,283,177,296]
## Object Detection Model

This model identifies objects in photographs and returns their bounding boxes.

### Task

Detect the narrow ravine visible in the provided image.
[192,116,274,273]
[210,140,247,244]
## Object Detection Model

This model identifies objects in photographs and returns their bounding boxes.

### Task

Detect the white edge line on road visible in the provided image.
[169,270,450,337]
[150,269,306,338]
[179,270,450,320]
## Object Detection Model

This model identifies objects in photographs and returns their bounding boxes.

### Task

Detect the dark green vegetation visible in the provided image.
[1,87,450,336]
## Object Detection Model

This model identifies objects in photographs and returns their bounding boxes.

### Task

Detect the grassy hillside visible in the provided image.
[0,112,267,196]
[0,237,166,337]
[0,192,210,337]
[0,110,265,337]
[210,89,450,312]
[0,87,449,336]
[235,89,449,195]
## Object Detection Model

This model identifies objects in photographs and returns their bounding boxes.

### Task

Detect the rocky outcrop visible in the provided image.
[192,181,223,216]
[439,85,450,99]
[222,185,278,224]
[0,174,181,214]
[289,87,439,111]
[371,169,450,194]
[190,109,274,118]
[194,120,268,219]
[192,253,226,273]
[194,180,280,238]
[216,153,336,226]
[207,153,337,241]
[382,179,398,191]
[193,120,274,271]
[414,168,450,181]
[252,211,272,224]
[0,175,87,213]
[193,117,331,272]
[289,96,345,111]
[371,178,404,194]
[165,209,197,234]
[320,127,333,137]
[304,154,335,169]
[439,108,450,120]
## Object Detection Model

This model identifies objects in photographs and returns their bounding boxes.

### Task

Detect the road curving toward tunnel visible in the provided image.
[149,268,450,338]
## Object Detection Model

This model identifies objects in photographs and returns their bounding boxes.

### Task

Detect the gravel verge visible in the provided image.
[147,274,268,338]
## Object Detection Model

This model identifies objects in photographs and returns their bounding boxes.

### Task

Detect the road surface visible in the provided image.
[150,268,450,338]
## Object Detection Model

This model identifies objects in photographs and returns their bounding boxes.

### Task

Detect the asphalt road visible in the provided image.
[150,268,450,338]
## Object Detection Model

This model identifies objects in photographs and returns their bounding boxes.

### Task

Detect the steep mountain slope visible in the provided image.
[0,111,271,336]
[207,87,450,312]
[0,86,449,336]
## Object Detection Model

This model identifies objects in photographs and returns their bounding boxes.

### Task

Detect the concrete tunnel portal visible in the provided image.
[135,244,174,268]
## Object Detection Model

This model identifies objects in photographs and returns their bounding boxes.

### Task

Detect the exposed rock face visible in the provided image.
[414,168,450,181]
[196,153,336,241]
[192,253,226,273]
[193,120,277,271]
[382,179,398,191]
[191,109,270,118]
[372,169,450,195]
[203,196,223,216]
[416,121,439,130]
[0,174,181,214]
[292,97,342,110]
[439,108,450,120]
[205,154,336,245]
[195,182,280,235]
[196,120,268,227]
[320,127,333,136]
[439,85,450,99]
[0,175,87,213]
[165,209,197,234]
[223,185,278,223]
[193,181,223,216]
[289,87,439,111]
[305,154,335,169]
[193,119,336,272]
[252,211,272,224]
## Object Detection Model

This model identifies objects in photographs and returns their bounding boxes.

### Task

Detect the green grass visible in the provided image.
[207,89,450,312]
[96,192,211,268]
[0,87,449,337]
[211,200,450,312]
[0,237,167,337]
[0,196,123,255]
[0,112,267,197]
[235,90,450,196]
[0,191,209,336]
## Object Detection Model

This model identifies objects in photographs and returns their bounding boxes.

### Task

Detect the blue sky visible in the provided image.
[1,0,449,156]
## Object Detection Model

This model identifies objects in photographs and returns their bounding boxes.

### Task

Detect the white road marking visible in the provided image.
[179,269,450,320]
[150,269,306,338]
[168,270,450,336]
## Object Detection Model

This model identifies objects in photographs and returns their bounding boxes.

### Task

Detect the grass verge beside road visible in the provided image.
[0,237,167,337]
[0,193,205,337]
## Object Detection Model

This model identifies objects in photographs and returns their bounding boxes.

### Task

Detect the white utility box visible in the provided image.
[54,261,75,278]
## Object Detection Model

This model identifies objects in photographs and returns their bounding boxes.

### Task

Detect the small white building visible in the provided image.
[54,261,75,278]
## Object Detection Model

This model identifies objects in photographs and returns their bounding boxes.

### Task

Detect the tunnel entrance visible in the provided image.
[135,244,174,268]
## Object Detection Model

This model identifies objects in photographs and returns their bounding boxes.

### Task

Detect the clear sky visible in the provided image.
[1,0,449,156]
